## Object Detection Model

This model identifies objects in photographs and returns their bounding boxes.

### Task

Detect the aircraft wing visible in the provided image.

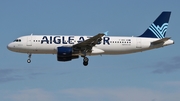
[151,37,171,45]
[73,33,105,52]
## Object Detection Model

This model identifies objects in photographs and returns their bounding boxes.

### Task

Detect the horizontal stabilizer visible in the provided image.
[151,37,171,45]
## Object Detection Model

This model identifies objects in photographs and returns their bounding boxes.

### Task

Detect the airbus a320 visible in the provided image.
[7,11,174,66]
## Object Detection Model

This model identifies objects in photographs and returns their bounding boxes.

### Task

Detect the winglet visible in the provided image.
[104,31,109,36]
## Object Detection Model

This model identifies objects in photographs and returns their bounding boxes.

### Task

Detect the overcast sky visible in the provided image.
[1,0,180,101]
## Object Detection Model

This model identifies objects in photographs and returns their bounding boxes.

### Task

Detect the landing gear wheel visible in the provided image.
[27,53,32,63]
[27,59,31,63]
[83,61,88,66]
[83,57,89,62]
[83,57,89,66]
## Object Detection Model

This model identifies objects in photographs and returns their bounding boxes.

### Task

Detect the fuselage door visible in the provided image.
[136,38,141,48]
[26,35,32,46]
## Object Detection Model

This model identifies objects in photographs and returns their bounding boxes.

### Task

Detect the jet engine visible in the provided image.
[57,47,79,61]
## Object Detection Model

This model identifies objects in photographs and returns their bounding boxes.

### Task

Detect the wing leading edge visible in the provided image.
[73,33,105,53]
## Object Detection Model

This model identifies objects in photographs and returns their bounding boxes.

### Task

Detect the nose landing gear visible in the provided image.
[27,54,32,63]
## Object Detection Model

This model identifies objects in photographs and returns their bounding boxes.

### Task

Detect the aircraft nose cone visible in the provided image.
[7,43,14,51]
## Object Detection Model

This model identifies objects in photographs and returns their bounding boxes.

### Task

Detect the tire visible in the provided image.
[27,59,31,63]
[83,62,88,66]
[83,57,89,62]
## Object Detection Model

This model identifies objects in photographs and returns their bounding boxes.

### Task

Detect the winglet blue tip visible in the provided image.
[104,31,109,36]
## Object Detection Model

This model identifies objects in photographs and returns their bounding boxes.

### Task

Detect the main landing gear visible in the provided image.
[83,57,89,66]
[27,53,31,63]
[82,50,89,66]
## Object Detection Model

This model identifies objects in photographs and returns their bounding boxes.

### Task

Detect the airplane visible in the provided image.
[7,11,174,66]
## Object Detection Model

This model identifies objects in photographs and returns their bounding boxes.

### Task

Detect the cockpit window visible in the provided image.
[13,39,18,42]
[13,39,21,42]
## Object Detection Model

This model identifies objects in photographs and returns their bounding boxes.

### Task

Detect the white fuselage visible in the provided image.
[7,35,174,56]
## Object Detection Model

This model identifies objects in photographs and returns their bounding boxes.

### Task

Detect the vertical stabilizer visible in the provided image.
[139,11,171,39]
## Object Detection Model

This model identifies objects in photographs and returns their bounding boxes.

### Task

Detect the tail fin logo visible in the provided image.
[149,23,168,39]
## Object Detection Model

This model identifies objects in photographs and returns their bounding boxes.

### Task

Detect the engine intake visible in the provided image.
[57,47,79,61]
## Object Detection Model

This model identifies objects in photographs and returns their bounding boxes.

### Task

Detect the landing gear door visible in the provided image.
[26,35,32,46]
[136,38,141,48]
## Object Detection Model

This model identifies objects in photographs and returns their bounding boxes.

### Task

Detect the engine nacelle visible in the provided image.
[57,47,79,61]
